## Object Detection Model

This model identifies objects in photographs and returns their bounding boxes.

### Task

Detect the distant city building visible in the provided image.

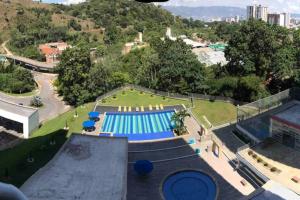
[267,13,290,28]
[247,5,268,22]
[283,12,291,28]
[223,16,240,23]
[38,42,70,63]
[247,5,290,28]
[268,13,285,26]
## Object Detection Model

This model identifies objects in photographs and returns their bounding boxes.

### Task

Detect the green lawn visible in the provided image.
[100,89,190,107]
[32,103,95,138]
[192,99,237,127]
[0,103,95,186]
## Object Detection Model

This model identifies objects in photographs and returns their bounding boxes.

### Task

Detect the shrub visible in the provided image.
[140,91,144,94]
[30,96,43,107]
[102,98,107,103]
[163,96,166,100]
[248,150,253,155]
[112,94,117,99]
[270,167,277,172]
[122,91,126,95]
[257,158,262,163]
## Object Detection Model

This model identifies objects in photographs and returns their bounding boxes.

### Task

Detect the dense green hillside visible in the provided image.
[53,0,184,45]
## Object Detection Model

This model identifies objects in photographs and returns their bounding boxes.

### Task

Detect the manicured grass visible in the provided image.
[32,103,95,138]
[192,99,237,127]
[100,89,190,107]
[0,103,95,186]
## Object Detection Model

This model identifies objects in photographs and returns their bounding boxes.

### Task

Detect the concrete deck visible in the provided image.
[21,134,128,200]
[127,138,254,200]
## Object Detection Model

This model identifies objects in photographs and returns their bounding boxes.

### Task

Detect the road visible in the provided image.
[0,41,70,122]
[0,72,70,122]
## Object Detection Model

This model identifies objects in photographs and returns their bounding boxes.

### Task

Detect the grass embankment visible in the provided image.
[0,103,94,186]
[100,89,237,128]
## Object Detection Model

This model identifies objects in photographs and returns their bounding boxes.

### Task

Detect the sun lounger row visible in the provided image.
[117,104,164,112]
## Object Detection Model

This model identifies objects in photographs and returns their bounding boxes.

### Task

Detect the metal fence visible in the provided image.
[237,88,300,122]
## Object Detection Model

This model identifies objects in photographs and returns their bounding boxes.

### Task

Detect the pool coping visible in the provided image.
[159,168,219,200]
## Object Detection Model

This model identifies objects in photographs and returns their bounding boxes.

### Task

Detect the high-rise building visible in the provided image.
[283,13,291,28]
[247,5,268,22]
[268,13,285,26]
[256,5,268,22]
[246,5,256,19]
[267,13,290,28]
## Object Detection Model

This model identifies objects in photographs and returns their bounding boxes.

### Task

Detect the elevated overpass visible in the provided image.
[0,99,39,138]
[0,54,56,72]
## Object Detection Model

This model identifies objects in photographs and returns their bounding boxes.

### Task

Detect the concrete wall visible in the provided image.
[0,108,39,139]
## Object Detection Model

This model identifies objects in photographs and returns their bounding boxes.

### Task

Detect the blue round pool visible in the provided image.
[162,170,217,200]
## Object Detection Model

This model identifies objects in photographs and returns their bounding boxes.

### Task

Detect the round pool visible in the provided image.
[162,170,217,200]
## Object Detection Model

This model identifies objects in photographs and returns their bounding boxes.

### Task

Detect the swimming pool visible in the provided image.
[101,110,175,141]
[162,170,217,200]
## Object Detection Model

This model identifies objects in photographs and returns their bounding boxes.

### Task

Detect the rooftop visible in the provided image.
[272,103,300,130]
[20,134,128,200]
[244,181,300,200]
[0,98,37,117]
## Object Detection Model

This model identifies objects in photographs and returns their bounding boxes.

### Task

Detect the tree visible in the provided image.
[56,46,92,105]
[171,110,191,135]
[68,19,82,31]
[154,38,206,93]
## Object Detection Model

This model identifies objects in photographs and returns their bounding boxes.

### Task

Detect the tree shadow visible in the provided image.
[0,129,68,187]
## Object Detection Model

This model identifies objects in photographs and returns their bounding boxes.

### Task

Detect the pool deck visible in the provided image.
[127,115,255,200]
[127,138,254,200]
[83,109,255,199]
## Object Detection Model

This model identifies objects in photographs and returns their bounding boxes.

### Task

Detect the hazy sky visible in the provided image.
[159,0,300,13]
[43,0,300,14]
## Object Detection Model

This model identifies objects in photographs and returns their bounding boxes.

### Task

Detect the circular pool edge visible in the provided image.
[160,169,219,200]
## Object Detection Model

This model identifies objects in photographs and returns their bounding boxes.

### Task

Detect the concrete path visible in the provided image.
[1,41,12,55]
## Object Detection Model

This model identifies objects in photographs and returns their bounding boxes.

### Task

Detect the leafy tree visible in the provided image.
[154,38,206,93]
[56,46,92,105]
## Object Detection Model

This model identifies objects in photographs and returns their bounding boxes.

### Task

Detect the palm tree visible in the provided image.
[171,110,191,135]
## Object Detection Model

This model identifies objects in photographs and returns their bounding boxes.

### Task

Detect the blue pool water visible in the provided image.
[163,171,217,200]
[101,110,175,141]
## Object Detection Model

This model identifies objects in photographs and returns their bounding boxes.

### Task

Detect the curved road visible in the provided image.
[0,41,70,122]
[0,72,70,122]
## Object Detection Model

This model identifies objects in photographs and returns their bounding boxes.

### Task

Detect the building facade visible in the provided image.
[38,42,70,63]
[247,5,268,22]
[268,13,285,27]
